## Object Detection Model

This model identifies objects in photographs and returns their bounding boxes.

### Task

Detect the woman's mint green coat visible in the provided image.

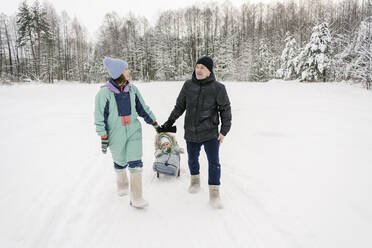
[95,83,156,166]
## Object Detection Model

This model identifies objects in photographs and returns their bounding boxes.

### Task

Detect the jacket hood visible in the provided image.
[155,133,178,149]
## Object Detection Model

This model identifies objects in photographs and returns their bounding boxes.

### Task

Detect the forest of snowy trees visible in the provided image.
[0,0,371,88]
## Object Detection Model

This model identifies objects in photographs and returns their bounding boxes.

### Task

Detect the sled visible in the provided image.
[153,152,181,177]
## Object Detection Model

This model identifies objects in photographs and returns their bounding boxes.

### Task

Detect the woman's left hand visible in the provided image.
[153,121,162,133]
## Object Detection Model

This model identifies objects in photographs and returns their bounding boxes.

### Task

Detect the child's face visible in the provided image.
[161,142,170,149]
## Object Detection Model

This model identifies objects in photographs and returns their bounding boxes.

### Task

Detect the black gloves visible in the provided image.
[160,119,177,133]
[163,119,175,129]
[154,120,177,133]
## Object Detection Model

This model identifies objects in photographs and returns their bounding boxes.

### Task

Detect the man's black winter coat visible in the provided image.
[169,72,232,143]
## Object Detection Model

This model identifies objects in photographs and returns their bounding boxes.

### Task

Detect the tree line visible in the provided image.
[0,0,371,88]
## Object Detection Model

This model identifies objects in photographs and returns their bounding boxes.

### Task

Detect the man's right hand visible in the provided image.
[156,119,177,133]
[101,135,109,154]
[162,119,175,129]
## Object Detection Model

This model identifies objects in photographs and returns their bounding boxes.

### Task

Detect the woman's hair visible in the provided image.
[113,73,127,85]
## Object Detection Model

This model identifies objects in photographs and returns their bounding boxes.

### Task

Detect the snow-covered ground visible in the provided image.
[0,80,371,248]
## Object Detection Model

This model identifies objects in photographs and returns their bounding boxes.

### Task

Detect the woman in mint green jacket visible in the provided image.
[95,57,160,209]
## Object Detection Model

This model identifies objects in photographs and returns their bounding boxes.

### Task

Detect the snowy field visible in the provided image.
[0,80,371,248]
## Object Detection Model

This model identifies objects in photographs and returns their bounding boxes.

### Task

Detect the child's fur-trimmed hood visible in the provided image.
[155,133,178,149]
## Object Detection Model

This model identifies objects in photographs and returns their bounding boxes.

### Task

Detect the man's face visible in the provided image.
[195,64,211,80]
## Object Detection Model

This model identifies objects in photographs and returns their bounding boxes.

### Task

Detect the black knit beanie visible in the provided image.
[196,56,213,72]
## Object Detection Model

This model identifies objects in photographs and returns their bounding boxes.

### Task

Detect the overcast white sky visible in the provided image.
[1,0,282,35]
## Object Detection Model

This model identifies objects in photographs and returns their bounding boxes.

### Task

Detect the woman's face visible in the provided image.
[123,68,130,81]
[195,64,211,80]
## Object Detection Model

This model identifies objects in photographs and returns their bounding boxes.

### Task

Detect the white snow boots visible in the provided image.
[188,174,201,193]
[115,169,129,196]
[189,174,223,209]
[209,185,223,209]
[115,169,148,209]
[129,171,148,209]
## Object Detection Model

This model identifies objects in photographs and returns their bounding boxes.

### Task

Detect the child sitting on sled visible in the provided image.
[153,133,184,177]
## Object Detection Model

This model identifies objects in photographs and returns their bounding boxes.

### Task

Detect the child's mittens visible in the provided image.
[179,148,185,154]
[163,147,172,154]
[155,150,162,157]
[101,135,109,154]
[159,147,171,154]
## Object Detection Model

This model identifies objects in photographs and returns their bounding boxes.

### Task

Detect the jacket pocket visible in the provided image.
[212,112,219,126]
[199,110,211,122]
[199,109,219,126]
[185,112,195,131]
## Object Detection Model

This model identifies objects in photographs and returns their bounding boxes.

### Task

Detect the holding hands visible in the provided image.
[153,119,177,133]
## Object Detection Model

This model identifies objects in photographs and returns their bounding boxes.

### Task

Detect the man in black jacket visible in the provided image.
[162,56,232,209]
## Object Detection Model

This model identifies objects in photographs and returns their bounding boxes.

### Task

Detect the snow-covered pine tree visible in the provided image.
[348,17,372,89]
[16,1,36,79]
[214,36,234,80]
[143,30,157,81]
[277,33,298,80]
[0,16,3,79]
[0,14,15,80]
[31,1,50,79]
[234,41,251,81]
[16,1,51,80]
[331,30,352,82]
[152,27,169,81]
[251,39,276,82]
[39,2,59,83]
[295,22,332,82]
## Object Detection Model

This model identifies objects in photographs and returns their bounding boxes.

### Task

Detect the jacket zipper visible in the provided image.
[195,83,202,141]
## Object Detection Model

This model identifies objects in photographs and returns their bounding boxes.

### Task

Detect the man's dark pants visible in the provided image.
[186,138,221,185]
